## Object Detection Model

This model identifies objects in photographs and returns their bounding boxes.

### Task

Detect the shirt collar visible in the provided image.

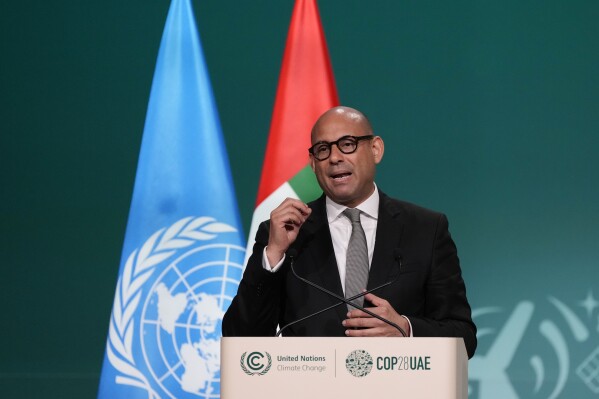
[326,184,380,223]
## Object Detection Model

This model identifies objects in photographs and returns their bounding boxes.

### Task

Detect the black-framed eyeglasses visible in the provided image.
[308,135,374,161]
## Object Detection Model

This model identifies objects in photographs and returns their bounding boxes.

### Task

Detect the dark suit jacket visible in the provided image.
[222,191,477,358]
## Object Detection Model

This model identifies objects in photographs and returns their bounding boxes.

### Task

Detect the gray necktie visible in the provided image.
[343,208,369,310]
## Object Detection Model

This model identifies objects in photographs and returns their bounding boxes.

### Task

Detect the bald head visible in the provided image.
[311,106,373,144]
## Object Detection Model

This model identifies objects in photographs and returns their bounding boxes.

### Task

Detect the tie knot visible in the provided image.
[343,208,361,223]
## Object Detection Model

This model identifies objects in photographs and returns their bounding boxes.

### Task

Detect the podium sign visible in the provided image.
[221,337,467,399]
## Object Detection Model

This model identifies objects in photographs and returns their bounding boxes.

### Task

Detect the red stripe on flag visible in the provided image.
[256,0,339,206]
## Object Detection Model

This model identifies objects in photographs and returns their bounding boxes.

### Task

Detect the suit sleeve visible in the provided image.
[222,221,286,336]
[408,214,478,358]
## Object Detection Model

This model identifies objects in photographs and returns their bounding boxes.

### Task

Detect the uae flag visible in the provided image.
[245,0,339,263]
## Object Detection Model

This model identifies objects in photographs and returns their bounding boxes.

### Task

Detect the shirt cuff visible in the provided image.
[401,315,414,337]
[262,246,286,272]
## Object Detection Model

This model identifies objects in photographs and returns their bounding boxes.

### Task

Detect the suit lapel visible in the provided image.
[368,192,404,293]
[294,196,346,323]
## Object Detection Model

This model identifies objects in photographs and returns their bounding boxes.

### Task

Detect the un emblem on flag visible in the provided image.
[107,217,245,399]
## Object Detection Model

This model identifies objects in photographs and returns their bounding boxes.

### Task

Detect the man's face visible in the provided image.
[310,113,384,208]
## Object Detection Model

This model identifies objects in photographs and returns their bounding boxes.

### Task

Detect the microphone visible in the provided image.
[276,249,406,337]
[393,248,403,271]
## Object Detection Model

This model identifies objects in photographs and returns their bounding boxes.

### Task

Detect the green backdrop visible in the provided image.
[1,1,598,398]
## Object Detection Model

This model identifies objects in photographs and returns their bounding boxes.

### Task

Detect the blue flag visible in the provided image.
[97,0,245,397]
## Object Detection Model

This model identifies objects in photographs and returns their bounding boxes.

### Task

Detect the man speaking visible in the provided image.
[222,106,477,359]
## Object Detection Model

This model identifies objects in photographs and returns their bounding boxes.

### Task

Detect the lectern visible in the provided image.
[221,337,467,399]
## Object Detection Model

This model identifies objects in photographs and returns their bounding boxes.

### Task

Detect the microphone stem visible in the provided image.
[287,258,406,337]
[276,279,394,336]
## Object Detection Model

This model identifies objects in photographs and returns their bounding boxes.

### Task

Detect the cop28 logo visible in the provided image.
[346,349,374,377]
[240,352,272,376]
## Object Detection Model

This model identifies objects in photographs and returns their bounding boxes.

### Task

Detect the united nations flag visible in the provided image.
[97,0,245,398]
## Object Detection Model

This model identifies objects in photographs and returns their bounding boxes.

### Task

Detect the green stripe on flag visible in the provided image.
[289,165,322,203]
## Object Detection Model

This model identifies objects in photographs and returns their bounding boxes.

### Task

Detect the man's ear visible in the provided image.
[310,155,316,172]
[372,136,385,164]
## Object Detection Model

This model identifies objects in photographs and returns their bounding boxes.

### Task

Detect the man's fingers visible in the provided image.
[343,293,408,337]
[347,307,383,319]
[277,210,304,226]
[363,292,390,307]
[271,201,312,226]
[342,316,385,329]
[347,301,394,319]
[275,198,311,215]
[267,199,312,256]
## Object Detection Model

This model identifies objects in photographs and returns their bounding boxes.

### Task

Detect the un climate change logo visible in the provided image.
[107,216,244,399]
[240,352,272,376]
[346,349,374,377]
